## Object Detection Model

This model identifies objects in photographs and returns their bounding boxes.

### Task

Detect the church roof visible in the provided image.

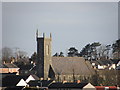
[52,57,95,75]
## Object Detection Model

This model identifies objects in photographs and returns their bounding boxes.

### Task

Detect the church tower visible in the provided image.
[36,30,52,79]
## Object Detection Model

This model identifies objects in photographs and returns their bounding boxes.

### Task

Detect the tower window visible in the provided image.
[46,45,49,55]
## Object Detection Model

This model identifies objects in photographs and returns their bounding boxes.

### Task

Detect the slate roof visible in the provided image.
[52,57,95,75]
[111,59,120,64]
[91,59,113,66]
[48,82,63,88]
[18,64,33,70]
[48,82,88,89]
[0,63,18,68]
[63,82,87,88]
[4,63,18,68]
[2,75,28,87]
[97,59,113,65]
[28,80,53,87]
[3,86,24,90]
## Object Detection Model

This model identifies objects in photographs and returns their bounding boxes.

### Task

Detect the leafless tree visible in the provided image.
[2,47,13,63]
[97,45,111,60]
[18,50,27,59]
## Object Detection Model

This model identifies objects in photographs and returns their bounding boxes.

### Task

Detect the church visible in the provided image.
[36,31,95,82]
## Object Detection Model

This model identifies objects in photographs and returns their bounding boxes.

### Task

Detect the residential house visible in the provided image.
[0,63,19,75]
[91,59,115,70]
[18,64,36,75]
[48,82,95,90]
[28,80,53,89]
[2,75,28,87]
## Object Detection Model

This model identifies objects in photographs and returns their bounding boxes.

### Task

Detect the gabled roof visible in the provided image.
[52,57,95,75]
[26,75,39,83]
[83,83,95,89]
[16,79,27,86]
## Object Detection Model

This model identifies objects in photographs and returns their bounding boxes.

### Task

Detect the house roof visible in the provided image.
[111,59,120,64]
[48,82,88,88]
[52,57,95,75]
[18,64,33,70]
[3,86,24,90]
[4,63,18,68]
[0,63,7,68]
[0,63,18,68]
[63,83,87,88]
[48,82,63,88]
[28,80,53,87]
[2,75,28,87]
[91,59,113,66]
[97,60,113,66]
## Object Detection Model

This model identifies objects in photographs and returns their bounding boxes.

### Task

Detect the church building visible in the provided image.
[36,31,95,82]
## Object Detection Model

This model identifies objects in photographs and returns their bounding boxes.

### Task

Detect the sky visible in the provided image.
[118,1,120,39]
[2,2,118,57]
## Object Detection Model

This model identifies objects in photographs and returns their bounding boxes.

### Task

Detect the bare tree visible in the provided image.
[112,39,120,59]
[18,50,27,59]
[97,45,111,60]
[2,47,13,63]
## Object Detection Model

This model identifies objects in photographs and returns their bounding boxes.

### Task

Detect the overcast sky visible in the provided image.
[2,2,118,57]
